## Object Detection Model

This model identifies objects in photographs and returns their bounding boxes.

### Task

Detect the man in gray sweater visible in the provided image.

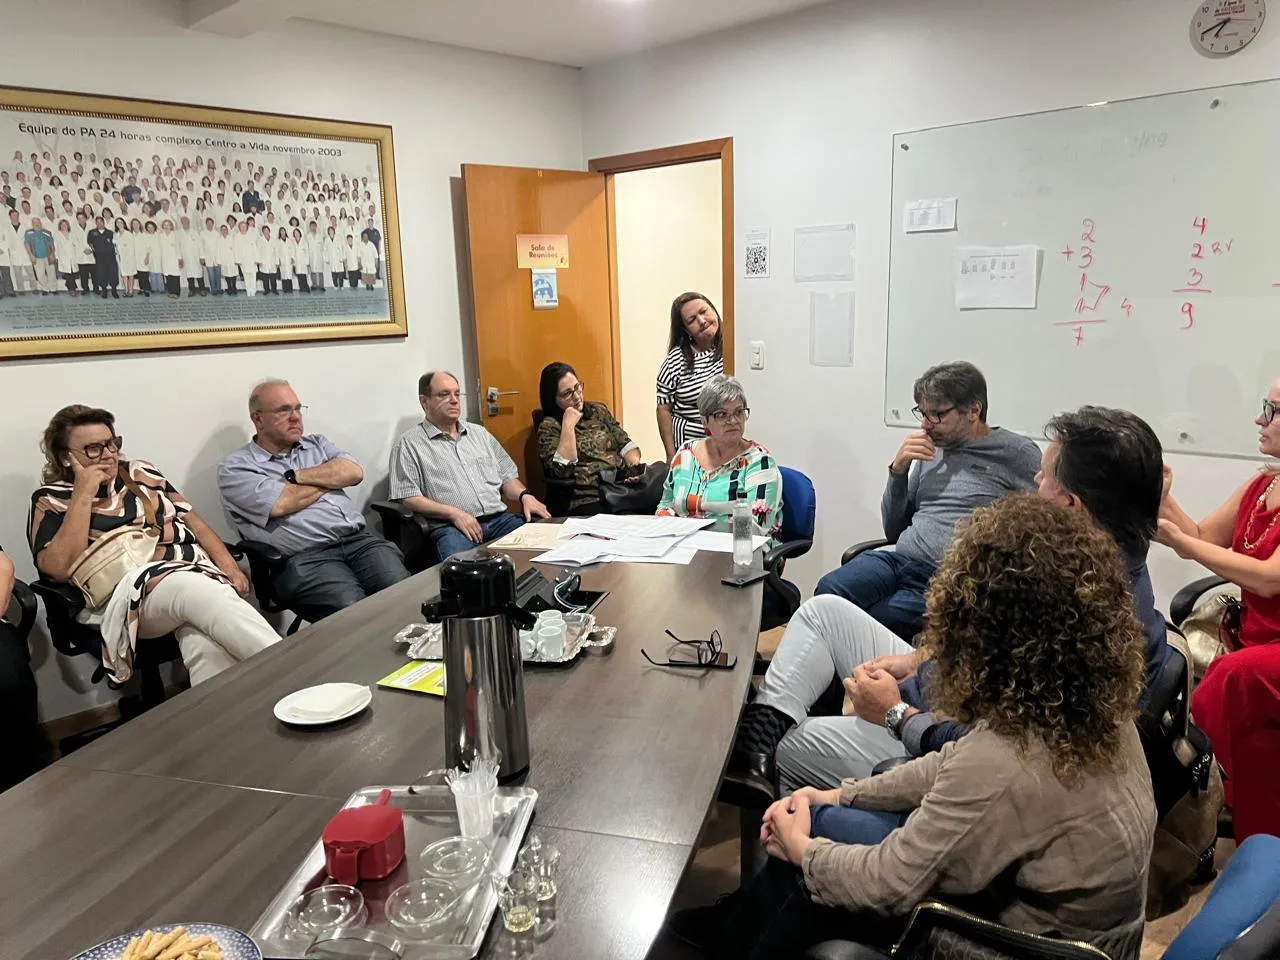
[815,360,1041,640]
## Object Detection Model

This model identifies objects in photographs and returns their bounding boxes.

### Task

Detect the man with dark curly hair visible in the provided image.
[673,495,1156,960]
[723,406,1168,809]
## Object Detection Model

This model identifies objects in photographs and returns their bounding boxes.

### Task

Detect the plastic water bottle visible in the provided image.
[732,491,753,573]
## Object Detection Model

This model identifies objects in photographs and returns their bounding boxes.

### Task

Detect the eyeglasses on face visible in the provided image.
[709,407,749,424]
[264,404,307,418]
[641,629,723,668]
[1262,399,1279,425]
[431,391,463,402]
[558,381,585,401]
[75,436,123,460]
[912,405,955,424]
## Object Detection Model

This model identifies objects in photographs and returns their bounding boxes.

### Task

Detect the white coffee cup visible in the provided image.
[536,609,565,624]
[519,630,537,660]
[536,622,566,660]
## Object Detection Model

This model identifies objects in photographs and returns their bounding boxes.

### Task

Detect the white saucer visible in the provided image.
[273,683,372,726]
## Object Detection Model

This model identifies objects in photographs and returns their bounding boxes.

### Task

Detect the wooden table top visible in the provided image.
[13,551,761,959]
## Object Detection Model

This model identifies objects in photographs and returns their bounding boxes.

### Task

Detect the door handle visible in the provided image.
[486,386,519,416]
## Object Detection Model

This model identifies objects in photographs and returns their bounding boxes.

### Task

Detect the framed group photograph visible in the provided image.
[0,85,406,359]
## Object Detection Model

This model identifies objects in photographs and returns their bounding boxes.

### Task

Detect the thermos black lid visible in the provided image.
[424,547,517,619]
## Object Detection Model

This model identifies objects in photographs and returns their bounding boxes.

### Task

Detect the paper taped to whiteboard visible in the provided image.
[953,245,1040,310]
[809,291,855,367]
[904,198,957,233]
[794,224,856,282]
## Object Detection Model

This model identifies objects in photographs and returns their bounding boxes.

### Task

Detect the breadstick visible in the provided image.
[142,928,184,960]
[121,936,142,960]
[159,935,211,960]
[196,950,222,960]
[136,932,155,957]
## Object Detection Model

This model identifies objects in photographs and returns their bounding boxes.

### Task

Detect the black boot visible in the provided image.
[666,892,742,954]
[719,703,795,808]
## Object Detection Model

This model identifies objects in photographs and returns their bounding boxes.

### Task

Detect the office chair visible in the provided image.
[370,501,441,574]
[760,466,817,633]
[528,409,579,518]
[1171,574,1232,627]
[6,578,38,639]
[806,899,1129,960]
[224,540,305,635]
[30,579,183,753]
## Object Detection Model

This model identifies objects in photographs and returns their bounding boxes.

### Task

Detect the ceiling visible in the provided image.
[185,0,834,67]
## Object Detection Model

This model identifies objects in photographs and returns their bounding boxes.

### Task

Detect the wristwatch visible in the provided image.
[283,468,298,484]
[884,701,912,741]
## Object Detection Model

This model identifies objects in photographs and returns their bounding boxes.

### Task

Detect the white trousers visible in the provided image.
[137,572,280,684]
[32,257,55,292]
[756,594,914,791]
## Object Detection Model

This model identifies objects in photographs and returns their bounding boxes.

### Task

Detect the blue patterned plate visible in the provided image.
[70,922,261,960]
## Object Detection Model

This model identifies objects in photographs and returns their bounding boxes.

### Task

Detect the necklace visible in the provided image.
[1241,474,1280,552]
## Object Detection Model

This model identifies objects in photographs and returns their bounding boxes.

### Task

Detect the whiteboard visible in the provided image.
[886,78,1280,460]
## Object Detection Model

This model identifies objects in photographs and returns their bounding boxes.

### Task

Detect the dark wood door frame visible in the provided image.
[588,138,735,377]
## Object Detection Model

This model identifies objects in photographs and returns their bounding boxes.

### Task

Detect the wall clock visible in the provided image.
[1192,0,1266,56]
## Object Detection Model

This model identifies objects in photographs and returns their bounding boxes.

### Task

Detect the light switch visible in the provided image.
[749,341,765,370]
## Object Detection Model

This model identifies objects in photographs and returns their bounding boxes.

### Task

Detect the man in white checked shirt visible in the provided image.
[389,371,551,560]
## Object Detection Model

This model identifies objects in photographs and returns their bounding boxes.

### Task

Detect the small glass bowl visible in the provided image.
[420,835,491,888]
[385,877,460,934]
[286,884,366,935]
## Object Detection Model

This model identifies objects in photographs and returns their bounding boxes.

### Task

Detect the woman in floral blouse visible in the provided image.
[657,375,783,541]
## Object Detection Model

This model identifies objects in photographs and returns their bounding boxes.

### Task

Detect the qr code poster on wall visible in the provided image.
[744,226,771,279]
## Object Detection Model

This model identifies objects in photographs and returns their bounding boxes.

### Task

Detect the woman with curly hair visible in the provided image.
[675,495,1156,960]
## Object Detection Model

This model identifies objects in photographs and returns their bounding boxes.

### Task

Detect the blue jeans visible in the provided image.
[431,512,524,560]
[810,803,906,845]
[815,550,935,642]
[206,265,223,293]
[274,531,409,621]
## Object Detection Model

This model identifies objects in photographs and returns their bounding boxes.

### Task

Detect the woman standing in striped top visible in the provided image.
[657,291,725,461]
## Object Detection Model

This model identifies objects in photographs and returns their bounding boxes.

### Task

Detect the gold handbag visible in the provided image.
[66,466,160,609]
[1179,589,1243,679]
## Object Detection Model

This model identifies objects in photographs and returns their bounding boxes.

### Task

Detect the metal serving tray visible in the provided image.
[250,783,537,959]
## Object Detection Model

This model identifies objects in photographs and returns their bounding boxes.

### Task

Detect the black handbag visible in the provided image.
[598,462,668,515]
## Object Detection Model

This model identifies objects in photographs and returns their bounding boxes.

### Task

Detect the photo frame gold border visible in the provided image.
[0,84,407,360]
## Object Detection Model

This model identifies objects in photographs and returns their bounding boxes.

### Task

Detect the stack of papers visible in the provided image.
[522,514,767,567]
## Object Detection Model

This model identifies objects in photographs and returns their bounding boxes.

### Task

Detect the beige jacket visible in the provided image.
[802,723,1155,950]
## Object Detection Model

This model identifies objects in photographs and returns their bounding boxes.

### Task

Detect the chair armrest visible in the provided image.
[228,539,287,568]
[1171,576,1231,626]
[763,538,814,571]
[841,538,890,567]
[371,500,437,535]
[805,944,891,960]
[872,756,911,776]
[30,578,86,619]
[6,579,38,639]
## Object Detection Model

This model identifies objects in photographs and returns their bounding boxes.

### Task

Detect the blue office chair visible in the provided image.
[760,466,816,633]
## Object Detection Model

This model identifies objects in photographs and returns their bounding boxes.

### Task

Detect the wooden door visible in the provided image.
[462,164,618,491]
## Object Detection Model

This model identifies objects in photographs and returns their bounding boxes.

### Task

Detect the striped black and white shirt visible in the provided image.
[388,419,518,518]
[656,346,724,449]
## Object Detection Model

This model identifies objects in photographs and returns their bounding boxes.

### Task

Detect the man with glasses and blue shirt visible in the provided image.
[389,371,551,560]
[815,360,1041,640]
[217,378,409,621]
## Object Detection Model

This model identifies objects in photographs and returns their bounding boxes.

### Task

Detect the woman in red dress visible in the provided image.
[1158,386,1280,842]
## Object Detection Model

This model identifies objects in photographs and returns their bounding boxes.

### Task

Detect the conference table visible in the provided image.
[0,549,763,960]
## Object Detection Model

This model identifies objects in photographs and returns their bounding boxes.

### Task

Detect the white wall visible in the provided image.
[582,0,1280,608]
[614,160,722,461]
[2,0,584,720]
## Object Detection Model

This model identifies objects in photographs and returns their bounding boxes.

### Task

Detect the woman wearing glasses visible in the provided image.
[657,375,783,541]
[535,361,643,515]
[1158,384,1280,842]
[672,496,1154,959]
[656,292,725,461]
[29,405,280,687]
